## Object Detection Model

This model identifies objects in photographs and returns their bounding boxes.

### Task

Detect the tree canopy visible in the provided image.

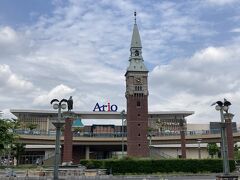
[0,119,16,151]
[207,143,220,158]
[26,123,38,132]
[0,118,26,165]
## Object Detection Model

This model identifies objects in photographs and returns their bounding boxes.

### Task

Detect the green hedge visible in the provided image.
[80,159,236,174]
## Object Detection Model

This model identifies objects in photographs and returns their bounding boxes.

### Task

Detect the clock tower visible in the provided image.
[125,12,149,157]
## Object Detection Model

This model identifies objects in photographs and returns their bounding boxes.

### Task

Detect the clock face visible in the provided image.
[134,77,142,84]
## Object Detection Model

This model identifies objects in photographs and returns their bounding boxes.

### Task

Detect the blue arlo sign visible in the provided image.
[93,102,118,112]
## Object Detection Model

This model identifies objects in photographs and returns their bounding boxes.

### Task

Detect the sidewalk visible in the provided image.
[0,173,239,180]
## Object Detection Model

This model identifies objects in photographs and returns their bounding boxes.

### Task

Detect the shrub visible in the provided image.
[80,159,235,174]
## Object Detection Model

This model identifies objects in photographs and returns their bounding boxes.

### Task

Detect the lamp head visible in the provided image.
[223,98,231,107]
[61,103,67,109]
[215,105,221,111]
[216,101,223,106]
[121,110,125,115]
[211,101,223,107]
[50,99,59,104]
[223,105,229,112]
[53,103,59,109]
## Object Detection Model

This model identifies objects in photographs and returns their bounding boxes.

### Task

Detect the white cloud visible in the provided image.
[231,28,240,33]
[0,26,32,58]
[0,64,34,91]
[0,26,17,43]
[0,64,38,113]
[33,84,75,105]
[149,43,240,123]
[206,0,238,5]
[191,46,231,63]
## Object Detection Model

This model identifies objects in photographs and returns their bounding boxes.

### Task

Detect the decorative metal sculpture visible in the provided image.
[67,96,73,111]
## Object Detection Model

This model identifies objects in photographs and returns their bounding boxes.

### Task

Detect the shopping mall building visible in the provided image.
[10,109,194,164]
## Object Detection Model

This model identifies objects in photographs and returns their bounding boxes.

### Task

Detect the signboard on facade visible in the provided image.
[93,102,118,112]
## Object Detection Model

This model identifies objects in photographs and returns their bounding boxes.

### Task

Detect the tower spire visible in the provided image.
[126,11,148,73]
[131,12,141,48]
[134,11,137,24]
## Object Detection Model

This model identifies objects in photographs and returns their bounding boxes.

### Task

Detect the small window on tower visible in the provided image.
[135,50,139,56]
[137,101,141,107]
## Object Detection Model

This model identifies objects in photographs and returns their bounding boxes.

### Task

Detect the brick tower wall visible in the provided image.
[62,118,73,163]
[127,95,149,157]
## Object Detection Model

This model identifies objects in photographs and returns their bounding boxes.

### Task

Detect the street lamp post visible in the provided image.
[196,139,202,159]
[121,110,125,158]
[51,99,68,180]
[211,99,231,176]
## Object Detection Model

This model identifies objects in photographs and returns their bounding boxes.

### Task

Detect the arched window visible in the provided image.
[137,101,141,107]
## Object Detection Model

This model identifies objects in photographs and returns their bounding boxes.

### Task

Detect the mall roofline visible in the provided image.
[10,109,194,119]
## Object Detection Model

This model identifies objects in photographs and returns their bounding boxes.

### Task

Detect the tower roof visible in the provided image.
[72,118,84,127]
[131,23,142,48]
[126,12,148,73]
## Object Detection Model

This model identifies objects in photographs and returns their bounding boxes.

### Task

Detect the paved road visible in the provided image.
[0,175,221,180]
[108,175,217,180]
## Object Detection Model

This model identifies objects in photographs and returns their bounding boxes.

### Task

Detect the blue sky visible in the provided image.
[0,0,54,26]
[1,0,240,125]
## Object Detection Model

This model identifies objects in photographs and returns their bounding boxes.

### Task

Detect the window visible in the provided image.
[137,101,140,107]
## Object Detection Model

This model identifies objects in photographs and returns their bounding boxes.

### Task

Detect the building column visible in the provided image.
[180,119,186,159]
[62,117,73,164]
[46,117,50,132]
[224,113,235,160]
[85,146,90,160]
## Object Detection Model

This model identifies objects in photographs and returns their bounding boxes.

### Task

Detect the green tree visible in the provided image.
[26,123,38,131]
[0,119,20,166]
[147,127,155,134]
[207,143,220,158]
[11,143,26,165]
[234,144,240,159]
[0,119,15,152]
[74,127,82,132]
[26,123,38,134]
[73,127,82,136]
[10,118,20,129]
